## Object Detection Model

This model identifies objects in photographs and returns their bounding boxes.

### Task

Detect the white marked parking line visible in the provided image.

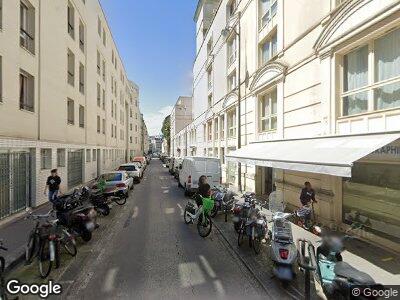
[103,268,118,292]
[177,204,184,216]
[132,206,139,219]
[213,279,225,295]
[163,190,169,194]
[178,262,205,288]
[199,255,216,278]
[165,208,175,214]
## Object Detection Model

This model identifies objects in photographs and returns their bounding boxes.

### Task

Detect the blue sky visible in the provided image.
[100,0,197,135]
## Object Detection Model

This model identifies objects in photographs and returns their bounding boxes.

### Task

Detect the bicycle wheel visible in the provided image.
[197,214,212,237]
[62,230,77,256]
[210,205,218,218]
[253,237,262,254]
[238,224,245,247]
[183,207,192,224]
[38,240,52,279]
[114,195,127,205]
[26,231,39,263]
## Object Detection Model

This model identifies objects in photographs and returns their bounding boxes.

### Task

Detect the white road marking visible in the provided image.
[213,279,225,295]
[103,268,118,292]
[132,206,139,219]
[161,186,169,189]
[178,262,205,288]
[165,207,175,214]
[163,190,169,194]
[177,204,184,216]
[199,255,216,278]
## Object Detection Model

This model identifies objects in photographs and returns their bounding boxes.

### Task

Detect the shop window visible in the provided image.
[259,88,277,132]
[41,149,52,170]
[341,28,400,116]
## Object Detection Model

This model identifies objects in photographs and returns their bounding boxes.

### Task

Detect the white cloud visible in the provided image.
[143,105,174,136]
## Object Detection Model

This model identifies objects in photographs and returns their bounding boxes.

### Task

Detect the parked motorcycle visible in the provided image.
[54,191,97,242]
[183,197,214,238]
[293,202,320,235]
[313,228,383,299]
[210,186,236,222]
[238,206,267,254]
[232,192,256,232]
[268,192,297,284]
[81,186,111,216]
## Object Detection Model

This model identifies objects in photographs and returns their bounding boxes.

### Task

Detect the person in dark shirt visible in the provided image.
[195,175,208,207]
[44,169,62,203]
[300,181,317,206]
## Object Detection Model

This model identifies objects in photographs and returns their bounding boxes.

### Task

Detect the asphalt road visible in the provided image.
[60,160,269,300]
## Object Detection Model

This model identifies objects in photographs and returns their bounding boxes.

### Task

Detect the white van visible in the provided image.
[179,157,221,196]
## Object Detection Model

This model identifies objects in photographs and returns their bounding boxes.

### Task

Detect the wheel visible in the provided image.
[234,222,241,233]
[62,230,77,256]
[38,240,52,279]
[26,231,39,263]
[183,207,192,224]
[253,237,262,254]
[184,185,190,197]
[238,224,245,247]
[197,214,212,237]
[81,229,92,242]
[210,204,218,218]
[114,195,127,205]
[99,204,110,216]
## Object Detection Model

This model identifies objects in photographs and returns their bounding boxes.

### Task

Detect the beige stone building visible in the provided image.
[0,0,145,220]
[171,0,400,251]
[170,96,193,157]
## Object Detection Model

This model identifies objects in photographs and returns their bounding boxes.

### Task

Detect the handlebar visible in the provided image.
[26,209,54,220]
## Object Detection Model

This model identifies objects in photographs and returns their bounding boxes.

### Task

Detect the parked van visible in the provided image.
[179,157,221,196]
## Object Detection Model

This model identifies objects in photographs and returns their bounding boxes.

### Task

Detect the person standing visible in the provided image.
[44,169,62,203]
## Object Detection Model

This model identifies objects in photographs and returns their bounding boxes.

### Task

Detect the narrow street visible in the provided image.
[59,160,269,299]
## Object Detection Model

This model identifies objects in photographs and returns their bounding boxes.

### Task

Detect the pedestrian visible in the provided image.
[195,175,208,207]
[299,181,317,206]
[44,169,62,203]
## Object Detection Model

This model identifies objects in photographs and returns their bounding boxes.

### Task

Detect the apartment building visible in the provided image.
[140,114,150,155]
[170,96,193,157]
[172,0,400,251]
[0,0,145,220]
[149,135,163,154]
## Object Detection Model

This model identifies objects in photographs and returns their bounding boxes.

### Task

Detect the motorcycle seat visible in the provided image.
[334,262,375,284]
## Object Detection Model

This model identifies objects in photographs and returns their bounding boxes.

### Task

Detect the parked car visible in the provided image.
[179,157,221,196]
[168,158,175,174]
[131,161,144,178]
[117,163,141,183]
[164,157,171,168]
[95,171,134,197]
[133,156,147,169]
[174,158,183,179]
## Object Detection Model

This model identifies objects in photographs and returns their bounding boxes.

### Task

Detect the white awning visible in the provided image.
[226,133,400,177]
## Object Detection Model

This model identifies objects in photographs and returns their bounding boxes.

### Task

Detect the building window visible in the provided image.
[97,50,101,75]
[214,118,219,140]
[41,149,52,170]
[102,89,105,109]
[208,94,213,108]
[85,149,91,163]
[130,136,132,143]
[227,71,236,92]
[220,115,225,139]
[57,149,66,167]
[341,28,400,117]
[260,0,277,28]
[19,70,34,112]
[79,105,84,128]
[93,149,97,162]
[102,28,106,46]
[135,125,138,132]
[97,83,101,107]
[97,17,101,37]
[260,32,277,65]
[207,67,212,90]
[79,63,84,94]
[207,39,213,57]
[227,36,236,66]
[207,121,212,141]
[259,88,277,131]
[0,0,3,30]
[67,1,74,39]
[67,98,74,124]
[227,109,237,138]
[97,116,100,133]
[67,49,75,86]
[227,0,237,19]
[102,119,105,134]
[79,20,85,52]
[20,1,35,54]
[102,60,106,82]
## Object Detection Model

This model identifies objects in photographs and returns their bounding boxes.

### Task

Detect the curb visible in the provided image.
[213,220,275,298]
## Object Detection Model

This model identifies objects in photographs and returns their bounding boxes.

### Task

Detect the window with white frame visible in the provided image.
[79,105,84,128]
[57,149,66,167]
[67,98,74,124]
[207,39,213,57]
[79,63,84,94]
[41,149,52,170]
[208,94,213,108]
[19,70,34,112]
[93,149,97,162]
[86,149,91,162]
[67,1,74,39]
[207,121,212,141]
[259,88,277,131]
[260,32,277,65]
[214,118,219,140]
[341,28,400,117]
[220,115,225,139]
[97,116,100,133]
[207,67,212,90]
[260,0,277,28]
[227,36,236,66]
[67,50,75,86]
[227,109,237,138]
[20,1,35,54]
[102,119,105,134]
[227,0,237,19]
[227,71,237,92]
[79,19,85,52]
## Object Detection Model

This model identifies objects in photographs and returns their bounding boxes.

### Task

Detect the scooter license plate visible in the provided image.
[86,222,95,232]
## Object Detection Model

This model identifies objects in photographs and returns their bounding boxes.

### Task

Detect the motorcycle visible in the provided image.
[237,205,267,254]
[81,186,111,216]
[54,191,97,242]
[293,201,320,235]
[210,186,236,221]
[183,197,214,238]
[268,192,297,284]
[232,192,256,233]
[313,228,383,299]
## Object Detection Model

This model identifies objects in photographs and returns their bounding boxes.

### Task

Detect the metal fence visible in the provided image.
[0,152,30,220]
[68,150,83,189]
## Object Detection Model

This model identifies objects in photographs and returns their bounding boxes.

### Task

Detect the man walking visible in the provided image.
[44,169,62,203]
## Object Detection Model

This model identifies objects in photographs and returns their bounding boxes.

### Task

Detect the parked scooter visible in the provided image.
[268,192,298,284]
[232,192,257,232]
[81,186,111,216]
[54,190,97,242]
[210,186,236,221]
[313,227,383,299]
[293,202,320,235]
[238,205,268,254]
[183,197,214,238]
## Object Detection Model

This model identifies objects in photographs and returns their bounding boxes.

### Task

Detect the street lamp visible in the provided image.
[221,11,242,192]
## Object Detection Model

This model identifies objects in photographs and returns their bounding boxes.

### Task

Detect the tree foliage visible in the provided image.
[161,115,171,151]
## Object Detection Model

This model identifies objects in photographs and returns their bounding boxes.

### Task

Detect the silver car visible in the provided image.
[97,171,134,197]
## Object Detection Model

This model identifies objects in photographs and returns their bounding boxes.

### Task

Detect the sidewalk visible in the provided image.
[0,203,53,273]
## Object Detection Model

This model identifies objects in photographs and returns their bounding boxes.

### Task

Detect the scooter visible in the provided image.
[313,228,383,299]
[81,186,111,216]
[269,211,298,283]
[238,206,267,254]
[232,192,257,232]
[183,198,214,238]
[210,186,236,221]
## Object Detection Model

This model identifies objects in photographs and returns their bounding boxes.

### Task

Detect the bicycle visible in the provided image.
[0,240,8,300]
[183,197,214,237]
